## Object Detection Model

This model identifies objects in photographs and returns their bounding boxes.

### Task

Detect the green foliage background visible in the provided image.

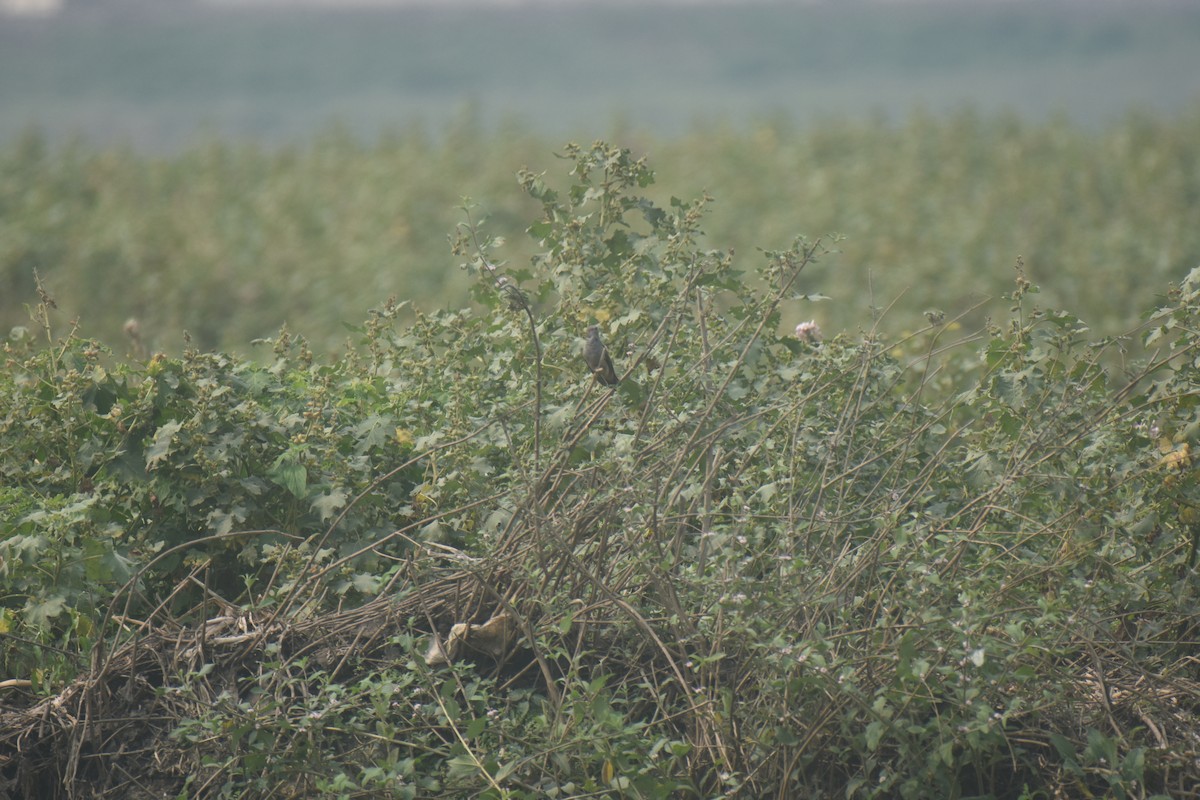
[4,137,1200,798]
[3,109,1199,356]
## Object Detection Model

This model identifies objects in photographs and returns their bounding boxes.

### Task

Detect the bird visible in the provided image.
[583,325,619,386]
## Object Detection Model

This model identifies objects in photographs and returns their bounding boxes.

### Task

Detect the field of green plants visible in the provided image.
[3,117,1200,798]
[4,108,1200,356]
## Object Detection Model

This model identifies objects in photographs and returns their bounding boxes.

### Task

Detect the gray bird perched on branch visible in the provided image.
[583,325,619,386]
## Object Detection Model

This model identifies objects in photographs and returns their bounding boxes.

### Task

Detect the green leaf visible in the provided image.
[465,717,488,740]
[269,457,307,499]
[351,573,381,595]
[445,754,477,781]
[83,538,131,583]
[207,507,246,537]
[146,420,183,469]
[865,720,885,751]
[774,726,800,746]
[311,488,349,522]
[24,594,67,628]
[616,379,645,407]
[1086,728,1117,765]
[1049,733,1082,775]
[353,414,393,454]
[1121,747,1145,783]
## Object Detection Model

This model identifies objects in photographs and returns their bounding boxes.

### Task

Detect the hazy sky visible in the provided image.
[2,0,1197,149]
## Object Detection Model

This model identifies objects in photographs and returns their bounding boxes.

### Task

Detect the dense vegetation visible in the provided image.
[3,107,1200,356]
[3,138,1200,798]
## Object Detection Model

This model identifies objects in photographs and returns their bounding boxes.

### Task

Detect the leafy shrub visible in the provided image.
[1,294,423,685]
